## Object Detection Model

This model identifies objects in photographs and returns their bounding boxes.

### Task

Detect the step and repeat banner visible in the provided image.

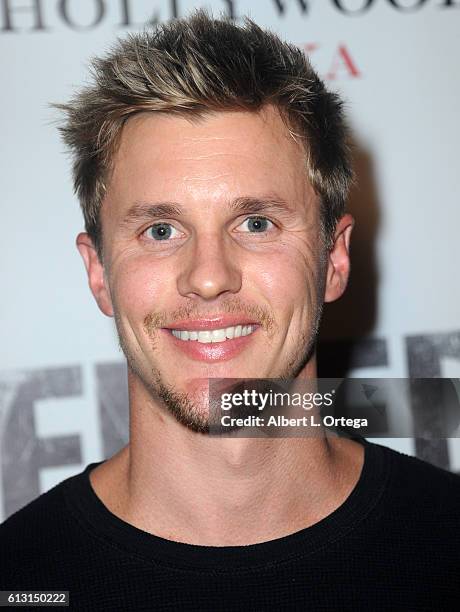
[1,0,459,521]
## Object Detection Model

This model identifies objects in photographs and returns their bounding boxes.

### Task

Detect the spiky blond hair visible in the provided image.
[56,10,353,262]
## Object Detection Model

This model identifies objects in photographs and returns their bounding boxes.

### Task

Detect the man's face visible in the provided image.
[80,106,346,432]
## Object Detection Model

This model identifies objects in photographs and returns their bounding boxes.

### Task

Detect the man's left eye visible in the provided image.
[238,216,274,233]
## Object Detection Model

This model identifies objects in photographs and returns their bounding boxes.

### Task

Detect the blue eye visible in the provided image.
[146,223,178,240]
[240,216,273,233]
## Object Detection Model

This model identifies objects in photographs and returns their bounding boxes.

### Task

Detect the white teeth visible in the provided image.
[171,325,255,343]
[211,329,226,343]
[198,331,212,343]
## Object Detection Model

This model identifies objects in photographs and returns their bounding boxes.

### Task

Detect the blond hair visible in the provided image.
[56,10,353,261]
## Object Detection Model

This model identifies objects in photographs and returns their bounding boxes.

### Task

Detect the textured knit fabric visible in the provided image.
[1,438,460,611]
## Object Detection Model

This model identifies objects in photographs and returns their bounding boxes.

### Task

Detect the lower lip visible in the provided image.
[162,328,259,362]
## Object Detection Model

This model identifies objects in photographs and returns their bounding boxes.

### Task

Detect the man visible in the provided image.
[1,10,459,611]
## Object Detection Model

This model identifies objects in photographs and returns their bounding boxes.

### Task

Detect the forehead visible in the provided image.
[105,105,314,217]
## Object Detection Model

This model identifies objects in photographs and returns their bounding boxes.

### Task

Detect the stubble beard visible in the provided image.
[112,245,327,435]
[113,299,325,436]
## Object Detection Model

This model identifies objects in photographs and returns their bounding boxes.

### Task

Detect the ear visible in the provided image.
[324,214,354,303]
[76,233,114,317]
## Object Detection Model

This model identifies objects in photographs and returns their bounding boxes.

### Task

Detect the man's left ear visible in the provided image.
[324,213,354,303]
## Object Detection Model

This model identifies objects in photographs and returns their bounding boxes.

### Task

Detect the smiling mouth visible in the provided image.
[170,325,256,343]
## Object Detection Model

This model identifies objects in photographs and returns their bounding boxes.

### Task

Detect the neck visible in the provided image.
[90,364,364,546]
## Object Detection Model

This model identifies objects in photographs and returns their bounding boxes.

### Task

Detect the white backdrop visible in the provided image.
[1,0,459,522]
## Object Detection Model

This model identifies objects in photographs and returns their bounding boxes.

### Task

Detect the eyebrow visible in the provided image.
[120,195,294,228]
[120,202,184,227]
[229,196,294,216]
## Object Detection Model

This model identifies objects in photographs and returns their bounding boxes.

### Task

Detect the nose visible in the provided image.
[177,232,242,300]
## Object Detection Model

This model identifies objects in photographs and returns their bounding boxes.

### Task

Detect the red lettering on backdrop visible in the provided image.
[304,42,318,54]
[326,44,361,79]
[303,43,361,80]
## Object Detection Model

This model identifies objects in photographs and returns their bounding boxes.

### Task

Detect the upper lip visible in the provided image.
[164,316,259,331]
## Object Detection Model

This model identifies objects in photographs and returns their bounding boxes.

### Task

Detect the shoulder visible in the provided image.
[372,441,460,520]
[0,471,84,583]
[0,477,70,545]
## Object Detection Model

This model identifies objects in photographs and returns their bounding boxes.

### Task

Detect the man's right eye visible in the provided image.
[144,223,179,241]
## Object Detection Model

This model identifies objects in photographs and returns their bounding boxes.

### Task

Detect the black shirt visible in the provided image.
[1,438,460,611]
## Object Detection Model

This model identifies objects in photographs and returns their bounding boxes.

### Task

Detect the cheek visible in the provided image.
[110,255,174,317]
[249,243,321,314]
